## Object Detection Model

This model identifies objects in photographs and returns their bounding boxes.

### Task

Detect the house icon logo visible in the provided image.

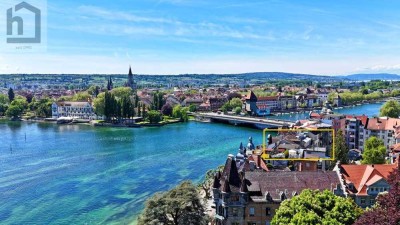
[6,1,41,44]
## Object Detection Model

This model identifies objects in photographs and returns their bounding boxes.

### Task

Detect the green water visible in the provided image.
[0,121,262,225]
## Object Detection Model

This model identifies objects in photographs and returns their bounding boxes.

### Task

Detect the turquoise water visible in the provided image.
[0,121,262,225]
[268,102,383,121]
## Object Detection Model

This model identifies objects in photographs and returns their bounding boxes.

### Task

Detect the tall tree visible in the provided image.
[380,100,400,118]
[8,88,14,102]
[271,189,362,225]
[362,136,386,164]
[333,130,349,164]
[354,166,400,225]
[138,181,208,225]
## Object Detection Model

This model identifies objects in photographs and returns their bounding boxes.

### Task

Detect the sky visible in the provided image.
[1,0,400,75]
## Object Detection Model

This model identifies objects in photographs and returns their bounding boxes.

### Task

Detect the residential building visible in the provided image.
[209,97,228,111]
[212,155,342,225]
[335,162,398,208]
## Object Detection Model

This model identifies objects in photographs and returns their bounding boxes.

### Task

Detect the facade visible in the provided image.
[212,155,342,225]
[277,95,296,110]
[210,97,228,111]
[52,101,97,120]
[244,91,274,116]
[335,162,397,208]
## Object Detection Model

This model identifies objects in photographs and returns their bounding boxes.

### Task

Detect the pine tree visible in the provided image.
[8,88,14,102]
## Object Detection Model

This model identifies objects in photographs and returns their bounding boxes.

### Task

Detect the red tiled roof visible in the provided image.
[391,143,400,152]
[367,117,400,131]
[341,164,397,196]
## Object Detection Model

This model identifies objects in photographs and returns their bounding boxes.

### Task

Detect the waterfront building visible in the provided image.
[244,91,274,116]
[51,101,97,120]
[277,95,296,110]
[333,94,342,107]
[334,161,398,208]
[212,155,342,225]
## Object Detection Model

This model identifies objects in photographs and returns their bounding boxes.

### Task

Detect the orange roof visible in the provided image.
[391,143,400,152]
[367,117,400,131]
[341,164,397,196]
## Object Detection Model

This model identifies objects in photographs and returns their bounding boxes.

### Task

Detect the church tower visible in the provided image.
[126,66,137,92]
[107,76,113,91]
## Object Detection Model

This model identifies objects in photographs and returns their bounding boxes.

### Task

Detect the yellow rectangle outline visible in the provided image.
[262,128,336,161]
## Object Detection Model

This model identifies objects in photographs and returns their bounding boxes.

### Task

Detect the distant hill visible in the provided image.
[343,73,400,80]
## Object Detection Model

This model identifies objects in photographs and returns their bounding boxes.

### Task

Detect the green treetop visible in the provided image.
[138,181,208,225]
[380,100,400,118]
[362,136,386,164]
[271,189,362,225]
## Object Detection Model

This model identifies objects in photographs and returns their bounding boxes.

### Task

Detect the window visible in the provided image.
[231,195,239,202]
[370,199,375,205]
[232,208,239,217]
[249,207,255,216]
[266,207,271,216]
[361,198,366,205]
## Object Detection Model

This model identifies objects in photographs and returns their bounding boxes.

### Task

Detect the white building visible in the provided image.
[52,101,97,120]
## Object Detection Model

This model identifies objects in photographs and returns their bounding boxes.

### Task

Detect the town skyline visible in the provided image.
[1,0,400,75]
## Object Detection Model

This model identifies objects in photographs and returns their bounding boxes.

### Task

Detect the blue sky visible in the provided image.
[2,0,400,75]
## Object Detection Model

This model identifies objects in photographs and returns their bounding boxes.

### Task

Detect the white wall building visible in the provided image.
[52,101,97,120]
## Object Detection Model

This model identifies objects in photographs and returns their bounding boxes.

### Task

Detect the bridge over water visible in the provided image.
[193,112,295,129]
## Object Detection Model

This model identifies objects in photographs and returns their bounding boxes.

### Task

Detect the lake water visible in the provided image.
[0,102,383,225]
[268,102,383,121]
[0,122,262,225]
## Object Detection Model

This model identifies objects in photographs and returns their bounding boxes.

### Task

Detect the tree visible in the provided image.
[8,88,14,102]
[172,105,189,122]
[362,136,386,164]
[138,181,208,225]
[354,166,400,225]
[147,110,162,124]
[93,92,106,116]
[188,104,197,113]
[5,105,22,119]
[230,98,243,109]
[234,106,242,115]
[112,87,132,99]
[87,86,100,97]
[5,98,27,119]
[161,103,173,116]
[271,189,362,225]
[0,94,8,105]
[198,166,224,200]
[29,97,53,118]
[72,92,92,101]
[333,130,349,164]
[380,100,400,118]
